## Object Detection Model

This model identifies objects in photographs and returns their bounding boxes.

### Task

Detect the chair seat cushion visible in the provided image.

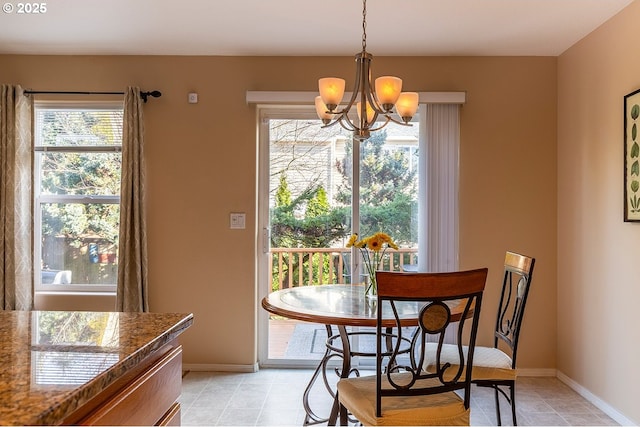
[337,373,469,426]
[423,343,516,381]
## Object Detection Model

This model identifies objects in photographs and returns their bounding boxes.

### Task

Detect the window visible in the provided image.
[265,111,420,288]
[34,103,123,293]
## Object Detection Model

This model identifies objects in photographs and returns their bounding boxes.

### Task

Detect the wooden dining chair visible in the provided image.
[335,268,488,426]
[424,251,535,425]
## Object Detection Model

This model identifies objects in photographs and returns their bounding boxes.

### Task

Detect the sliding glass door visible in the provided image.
[257,106,420,367]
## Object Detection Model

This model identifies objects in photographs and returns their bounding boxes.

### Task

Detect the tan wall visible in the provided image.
[0,54,557,372]
[558,2,640,423]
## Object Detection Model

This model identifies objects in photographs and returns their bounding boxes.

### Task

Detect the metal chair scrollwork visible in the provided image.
[335,268,488,426]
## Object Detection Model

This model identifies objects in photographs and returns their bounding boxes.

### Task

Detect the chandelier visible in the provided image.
[315,0,419,140]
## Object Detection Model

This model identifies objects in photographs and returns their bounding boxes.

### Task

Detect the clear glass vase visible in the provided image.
[364,275,377,300]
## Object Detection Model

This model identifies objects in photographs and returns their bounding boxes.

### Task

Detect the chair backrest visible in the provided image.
[493,251,536,366]
[374,268,488,417]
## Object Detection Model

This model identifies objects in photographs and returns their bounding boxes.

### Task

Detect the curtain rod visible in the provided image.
[23,89,162,103]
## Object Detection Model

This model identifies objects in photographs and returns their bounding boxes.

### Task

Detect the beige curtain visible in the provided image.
[0,85,33,310]
[116,87,149,312]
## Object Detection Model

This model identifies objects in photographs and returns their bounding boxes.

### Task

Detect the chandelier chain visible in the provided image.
[362,0,367,51]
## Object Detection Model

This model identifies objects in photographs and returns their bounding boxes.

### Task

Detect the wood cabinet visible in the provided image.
[62,343,184,426]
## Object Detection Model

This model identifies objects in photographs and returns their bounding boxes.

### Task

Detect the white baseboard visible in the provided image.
[518,368,557,377]
[556,370,637,426]
[183,363,259,373]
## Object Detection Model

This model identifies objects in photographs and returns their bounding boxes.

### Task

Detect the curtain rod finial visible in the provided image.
[141,90,162,103]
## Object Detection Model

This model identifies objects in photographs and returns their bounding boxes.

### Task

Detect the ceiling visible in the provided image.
[0,0,634,56]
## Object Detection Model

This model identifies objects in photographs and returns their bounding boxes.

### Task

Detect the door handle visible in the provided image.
[263,227,270,254]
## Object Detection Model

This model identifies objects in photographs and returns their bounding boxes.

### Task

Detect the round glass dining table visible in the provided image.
[262,283,430,327]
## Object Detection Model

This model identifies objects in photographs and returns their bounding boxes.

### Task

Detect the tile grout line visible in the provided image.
[254,381,275,426]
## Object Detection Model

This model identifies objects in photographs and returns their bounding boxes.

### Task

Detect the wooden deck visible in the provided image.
[268,318,298,358]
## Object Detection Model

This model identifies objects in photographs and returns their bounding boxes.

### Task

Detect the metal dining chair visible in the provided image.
[424,251,536,425]
[335,268,488,426]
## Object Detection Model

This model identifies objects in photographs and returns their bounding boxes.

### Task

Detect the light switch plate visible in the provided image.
[230,212,246,229]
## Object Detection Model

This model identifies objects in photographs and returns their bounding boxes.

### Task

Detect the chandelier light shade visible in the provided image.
[356,101,376,123]
[374,76,402,109]
[395,92,420,121]
[315,0,419,140]
[318,78,346,111]
[314,96,333,122]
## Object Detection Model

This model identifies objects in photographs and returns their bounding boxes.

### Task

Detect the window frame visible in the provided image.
[33,101,123,294]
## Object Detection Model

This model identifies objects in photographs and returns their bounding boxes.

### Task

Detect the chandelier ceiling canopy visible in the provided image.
[315,0,419,140]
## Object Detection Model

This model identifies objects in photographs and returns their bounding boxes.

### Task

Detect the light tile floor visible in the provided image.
[180,369,619,426]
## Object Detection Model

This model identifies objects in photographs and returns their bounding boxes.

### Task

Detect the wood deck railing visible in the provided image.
[269,247,418,291]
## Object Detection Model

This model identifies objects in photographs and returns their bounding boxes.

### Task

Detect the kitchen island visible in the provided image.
[0,310,193,426]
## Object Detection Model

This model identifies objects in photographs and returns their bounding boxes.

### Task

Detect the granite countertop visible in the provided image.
[0,310,193,426]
